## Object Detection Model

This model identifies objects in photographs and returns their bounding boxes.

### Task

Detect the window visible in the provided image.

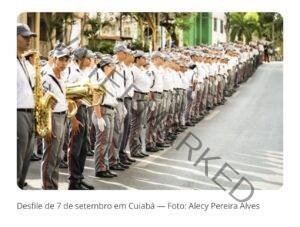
[220,20,224,34]
[214,18,217,32]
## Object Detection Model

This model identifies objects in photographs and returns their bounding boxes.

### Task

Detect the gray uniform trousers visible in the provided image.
[180,89,188,126]
[186,87,194,123]
[194,84,204,118]
[93,107,115,172]
[42,113,67,189]
[174,89,182,128]
[129,92,149,156]
[119,97,132,161]
[17,111,35,188]
[167,90,177,134]
[68,105,89,184]
[146,92,164,148]
[162,90,172,139]
[109,101,126,166]
[202,79,209,110]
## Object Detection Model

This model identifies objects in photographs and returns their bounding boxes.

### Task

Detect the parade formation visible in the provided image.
[17,23,264,190]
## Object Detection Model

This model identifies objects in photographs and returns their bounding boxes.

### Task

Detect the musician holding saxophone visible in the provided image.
[17,24,37,189]
[41,47,70,190]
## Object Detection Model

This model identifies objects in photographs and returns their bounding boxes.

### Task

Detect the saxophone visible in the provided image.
[33,52,58,138]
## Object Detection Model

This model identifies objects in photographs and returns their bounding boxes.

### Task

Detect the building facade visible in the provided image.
[183,12,227,46]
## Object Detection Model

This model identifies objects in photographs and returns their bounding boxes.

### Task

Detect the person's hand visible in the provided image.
[122,104,128,117]
[97,117,106,132]
[132,100,138,111]
[150,101,156,111]
[71,117,83,135]
[191,91,196,100]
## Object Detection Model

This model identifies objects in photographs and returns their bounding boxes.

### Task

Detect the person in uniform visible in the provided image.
[67,47,95,190]
[92,57,119,178]
[41,47,70,189]
[146,51,167,151]
[109,45,130,171]
[129,50,151,158]
[17,23,37,189]
[119,50,136,164]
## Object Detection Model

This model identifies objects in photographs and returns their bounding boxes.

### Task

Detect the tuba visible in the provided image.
[33,52,58,138]
[66,81,105,118]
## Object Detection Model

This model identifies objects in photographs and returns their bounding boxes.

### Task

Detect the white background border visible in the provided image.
[1,0,298,226]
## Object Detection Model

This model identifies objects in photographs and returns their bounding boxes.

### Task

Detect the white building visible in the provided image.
[212,12,227,44]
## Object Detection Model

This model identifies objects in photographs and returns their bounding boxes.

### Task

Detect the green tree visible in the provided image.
[229,12,260,43]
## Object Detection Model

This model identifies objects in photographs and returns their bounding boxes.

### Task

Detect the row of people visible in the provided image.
[17,23,262,190]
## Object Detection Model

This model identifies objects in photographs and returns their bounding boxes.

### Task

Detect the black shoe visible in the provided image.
[80,180,94,190]
[180,125,188,129]
[126,157,136,163]
[146,147,156,152]
[119,162,129,169]
[140,152,150,157]
[147,146,159,152]
[68,183,87,190]
[110,164,125,171]
[176,128,184,133]
[107,170,118,177]
[157,143,170,148]
[132,153,145,158]
[164,139,173,144]
[30,153,41,161]
[120,159,132,165]
[95,171,114,178]
[167,136,176,141]
[18,182,28,189]
[86,150,94,156]
[154,147,164,151]
[59,160,68,169]
[185,122,194,127]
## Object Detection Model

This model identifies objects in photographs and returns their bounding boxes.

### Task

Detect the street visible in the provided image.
[26,62,283,190]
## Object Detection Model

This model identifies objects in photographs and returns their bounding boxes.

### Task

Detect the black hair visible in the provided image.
[100,63,110,72]
[25,54,34,61]
[134,56,143,63]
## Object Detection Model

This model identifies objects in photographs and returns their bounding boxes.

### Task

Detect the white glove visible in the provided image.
[132,100,138,111]
[150,101,156,111]
[191,91,196,100]
[97,117,106,132]
[122,104,128,117]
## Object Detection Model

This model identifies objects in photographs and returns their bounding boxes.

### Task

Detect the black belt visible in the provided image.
[53,111,67,115]
[153,91,162,94]
[117,98,124,102]
[163,90,171,92]
[101,105,115,110]
[135,91,148,95]
[17,108,34,113]
[124,97,132,100]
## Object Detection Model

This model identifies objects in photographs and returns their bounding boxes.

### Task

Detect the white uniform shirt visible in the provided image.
[163,68,175,91]
[185,69,195,87]
[181,71,190,90]
[17,57,35,109]
[66,63,90,85]
[91,68,118,108]
[112,62,126,98]
[131,65,152,93]
[123,64,134,98]
[173,71,183,89]
[148,64,164,93]
[43,69,68,113]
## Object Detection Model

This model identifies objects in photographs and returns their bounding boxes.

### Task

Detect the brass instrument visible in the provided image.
[33,52,58,138]
[66,82,105,118]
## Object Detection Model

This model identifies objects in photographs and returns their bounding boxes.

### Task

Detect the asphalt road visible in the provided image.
[25,62,283,190]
